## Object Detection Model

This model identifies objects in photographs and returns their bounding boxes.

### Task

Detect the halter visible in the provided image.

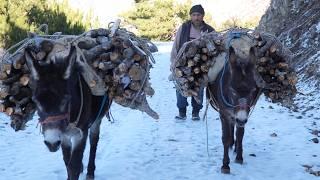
[40,113,69,125]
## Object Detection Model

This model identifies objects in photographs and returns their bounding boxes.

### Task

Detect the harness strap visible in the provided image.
[40,113,69,125]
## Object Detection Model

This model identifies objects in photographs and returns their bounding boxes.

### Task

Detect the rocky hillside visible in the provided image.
[257,0,320,90]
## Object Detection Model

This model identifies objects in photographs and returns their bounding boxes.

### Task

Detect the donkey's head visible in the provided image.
[226,46,260,127]
[25,38,77,152]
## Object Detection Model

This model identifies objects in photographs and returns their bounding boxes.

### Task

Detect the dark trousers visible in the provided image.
[176,87,204,111]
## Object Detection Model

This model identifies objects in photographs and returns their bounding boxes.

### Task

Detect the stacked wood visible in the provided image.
[79,27,158,119]
[0,53,36,131]
[173,28,297,106]
[173,32,224,103]
[252,31,297,105]
[0,23,158,131]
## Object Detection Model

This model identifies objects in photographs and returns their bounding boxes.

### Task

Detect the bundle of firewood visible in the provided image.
[252,31,297,104]
[79,26,159,119]
[173,31,224,103]
[173,28,297,106]
[0,51,36,131]
[0,22,158,131]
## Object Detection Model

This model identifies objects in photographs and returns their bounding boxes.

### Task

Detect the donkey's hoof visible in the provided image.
[235,158,243,164]
[86,174,94,180]
[221,166,231,174]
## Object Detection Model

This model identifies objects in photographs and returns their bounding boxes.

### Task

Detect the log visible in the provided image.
[96,36,109,44]
[19,74,30,86]
[98,61,117,71]
[133,54,142,61]
[200,64,209,72]
[123,89,135,99]
[111,37,123,47]
[129,64,145,81]
[0,84,10,99]
[5,107,14,116]
[193,54,201,62]
[186,44,198,58]
[1,62,12,75]
[99,52,111,61]
[201,54,208,61]
[92,59,100,69]
[10,51,25,70]
[202,47,208,54]
[187,59,195,67]
[122,38,132,49]
[257,57,269,64]
[129,81,142,91]
[110,52,121,62]
[119,59,134,73]
[287,74,298,86]
[0,72,8,80]
[77,37,98,49]
[123,47,134,59]
[144,86,155,96]
[9,82,21,95]
[269,44,278,54]
[193,67,201,74]
[187,76,194,82]
[277,62,289,70]
[104,75,113,83]
[180,67,192,76]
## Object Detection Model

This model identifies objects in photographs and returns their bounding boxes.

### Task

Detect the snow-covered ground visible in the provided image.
[0,42,319,180]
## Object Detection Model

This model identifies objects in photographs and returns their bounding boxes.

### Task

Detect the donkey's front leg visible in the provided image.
[221,117,232,174]
[67,130,88,180]
[87,118,102,180]
[61,144,71,180]
[235,126,244,164]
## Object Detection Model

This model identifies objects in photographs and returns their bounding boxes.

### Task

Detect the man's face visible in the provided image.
[190,12,204,27]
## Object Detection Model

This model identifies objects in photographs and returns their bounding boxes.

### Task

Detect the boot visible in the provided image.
[175,108,186,120]
[192,109,200,121]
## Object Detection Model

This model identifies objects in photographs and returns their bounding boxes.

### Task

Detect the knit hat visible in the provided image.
[189,4,205,15]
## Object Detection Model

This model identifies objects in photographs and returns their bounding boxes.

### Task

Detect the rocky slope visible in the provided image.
[257,0,320,89]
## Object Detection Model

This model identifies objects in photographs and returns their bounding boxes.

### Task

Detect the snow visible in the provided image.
[0,42,319,180]
[316,21,320,33]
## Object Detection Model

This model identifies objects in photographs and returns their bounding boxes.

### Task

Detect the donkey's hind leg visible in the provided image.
[235,126,245,164]
[220,116,232,174]
[87,118,102,180]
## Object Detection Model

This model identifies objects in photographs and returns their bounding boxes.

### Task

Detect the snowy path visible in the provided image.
[0,42,319,180]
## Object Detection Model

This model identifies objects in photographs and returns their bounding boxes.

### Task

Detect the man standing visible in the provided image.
[170,4,215,120]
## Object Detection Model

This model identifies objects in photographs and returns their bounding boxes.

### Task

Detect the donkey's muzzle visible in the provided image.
[236,118,247,127]
[44,140,61,152]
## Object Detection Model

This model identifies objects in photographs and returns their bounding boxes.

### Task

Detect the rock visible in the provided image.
[311,138,319,144]
[270,133,278,137]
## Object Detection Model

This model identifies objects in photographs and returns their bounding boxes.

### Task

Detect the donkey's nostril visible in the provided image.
[54,140,61,147]
[44,140,50,147]
[44,140,61,152]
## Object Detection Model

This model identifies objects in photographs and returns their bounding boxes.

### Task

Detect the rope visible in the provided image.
[93,94,108,124]
[70,75,84,128]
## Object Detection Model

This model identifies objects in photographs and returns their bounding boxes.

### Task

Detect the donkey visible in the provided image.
[206,44,263,174]
[25,39,110,180]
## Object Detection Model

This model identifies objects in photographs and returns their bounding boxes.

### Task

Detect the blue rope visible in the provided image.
[219,32,244,108]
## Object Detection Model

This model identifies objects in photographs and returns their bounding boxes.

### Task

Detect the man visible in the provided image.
[170,4,215,120]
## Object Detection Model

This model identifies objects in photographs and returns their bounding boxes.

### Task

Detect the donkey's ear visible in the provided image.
[63,46,76,79]
[25,51,40,80]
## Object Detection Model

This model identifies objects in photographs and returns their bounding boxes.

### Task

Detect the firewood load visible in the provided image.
[173,28,297,107]
[0,22,159,131]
